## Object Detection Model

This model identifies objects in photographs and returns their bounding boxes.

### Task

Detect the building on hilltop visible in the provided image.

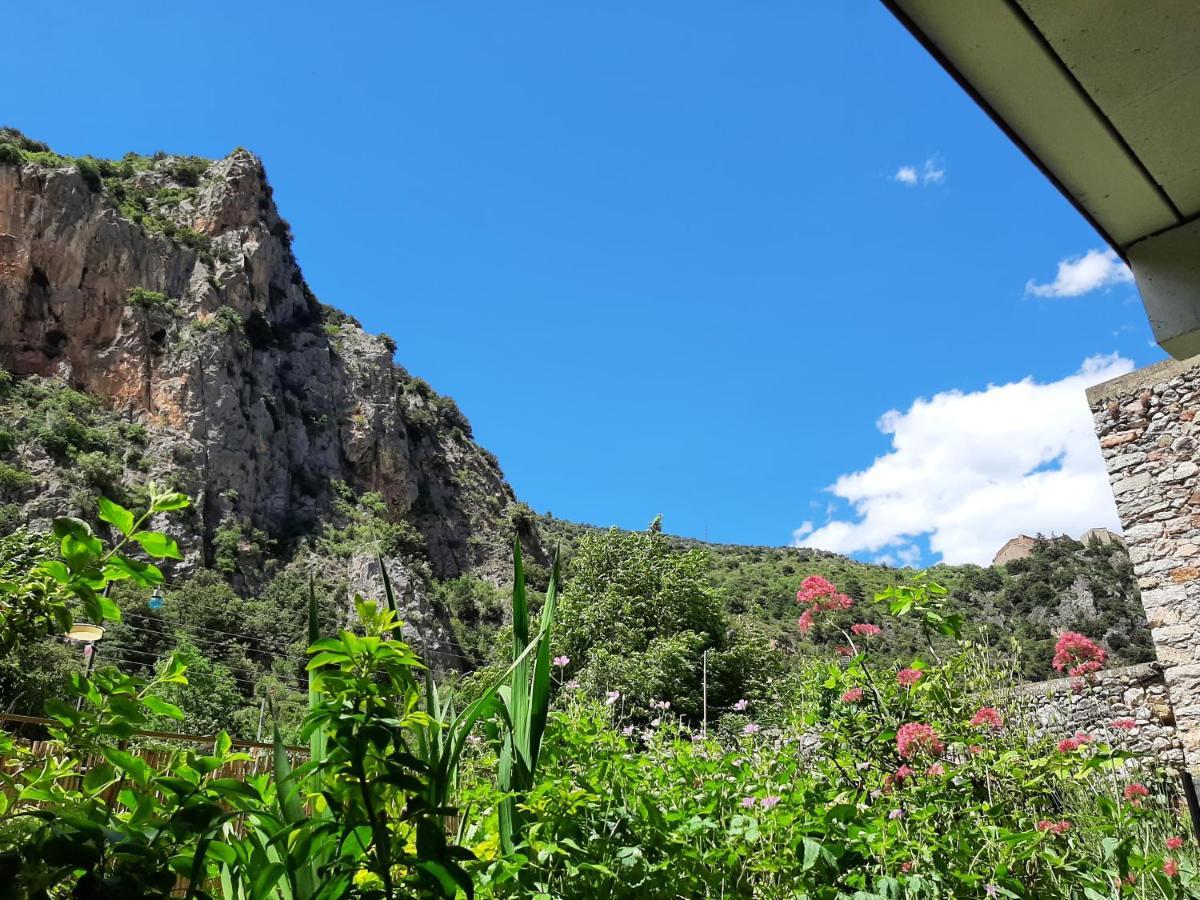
[991,529,1126,566]
[992,535,1038,567]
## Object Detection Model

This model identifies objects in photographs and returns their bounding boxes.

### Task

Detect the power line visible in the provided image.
[113,620,305,663]
[120,611,482,666]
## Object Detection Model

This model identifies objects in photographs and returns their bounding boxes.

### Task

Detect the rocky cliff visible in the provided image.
[0,131,537,621]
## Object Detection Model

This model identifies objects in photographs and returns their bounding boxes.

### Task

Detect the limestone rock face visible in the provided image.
[0,150,532,590]
[346,554,463,669]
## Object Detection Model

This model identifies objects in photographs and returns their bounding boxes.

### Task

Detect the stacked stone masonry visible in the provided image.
[1018,663,1183,768]
[1088,356,1200,775]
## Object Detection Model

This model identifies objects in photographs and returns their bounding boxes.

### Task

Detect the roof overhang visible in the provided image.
[883,0,1200,358]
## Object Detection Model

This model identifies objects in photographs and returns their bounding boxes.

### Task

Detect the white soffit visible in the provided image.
[888,0,1191,251]
[1019,0,1200,222]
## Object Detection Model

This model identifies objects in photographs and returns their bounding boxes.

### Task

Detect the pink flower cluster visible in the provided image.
[850,622,882,637]
[1168,837,1185,851]
[1051,631,1107,677]
[1036,819,1072,835]
[1123,783,1149,807]
[840,687,864,704]
[796,575,854,633]
[969,707,1003,730]
[897,668,923,687]
[896,722,943,760]
[1109,717,1137,730]
[1057,731,1094,753]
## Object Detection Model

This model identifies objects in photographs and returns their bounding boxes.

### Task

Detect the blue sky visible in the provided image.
[7,2,1163,564]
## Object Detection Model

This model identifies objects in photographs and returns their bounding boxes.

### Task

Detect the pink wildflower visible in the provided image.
[851,623,882,637]
[840,687,864,704]
[897,668,923,687]
[552,655,570,667]
[733,698,749,711]
[1057,737,1080,753]
[888,807,905,820]
[896,722,943,759]
[969,744,983,755]
[621,725,635,737]
[900,861,913,873]
[836,645,854,657]
[970,707,1003,730]
[1052,631,1106,677]
[743,723,761,736]
[760,795,781,810]
[1110,717,1137,730]
[1074,731,1093,744]
[1123,783,1150,807]
[605,690,620,705]
[796,575,837,598]
[740,796,756,809]
[926,763,945,776]
[1164,858,1179,878]
[1167,837,1185,851]
[1036,819,1072,835]
[795,576,854,634]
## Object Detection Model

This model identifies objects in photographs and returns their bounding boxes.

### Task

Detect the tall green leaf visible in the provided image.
[307,577,327,767]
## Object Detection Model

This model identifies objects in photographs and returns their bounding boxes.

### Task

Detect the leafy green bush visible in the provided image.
[555,524,727,719]
[74,156,102,192]
[0,143,21,166]
[0,462,35,493]
[460,575,1200,898]
[0,494,476,897]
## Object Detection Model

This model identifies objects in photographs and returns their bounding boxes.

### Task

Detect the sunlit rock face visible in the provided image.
[0,148,535,593]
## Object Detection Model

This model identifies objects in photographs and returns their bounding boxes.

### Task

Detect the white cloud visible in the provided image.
[892,157,945,187]
[791,520,815,541]
[1026,248,1133,298]
[795,355,1134,566]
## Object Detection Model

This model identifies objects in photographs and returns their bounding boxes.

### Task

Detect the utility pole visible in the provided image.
[701,649,709,739]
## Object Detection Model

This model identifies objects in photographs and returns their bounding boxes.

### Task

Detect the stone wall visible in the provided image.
[1088,356,1200,774]
[1017,663,1183,767]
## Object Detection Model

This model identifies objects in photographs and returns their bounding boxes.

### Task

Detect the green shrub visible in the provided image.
[165,156,209,187]
[125,286,174,314]
[0,462,35,493]
[74,156,102,192]
[0,143,21,166]
[74,449,123,492]
[460,576,1200,898]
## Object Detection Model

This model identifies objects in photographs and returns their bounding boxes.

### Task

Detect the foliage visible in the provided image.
[0,374,151,513]
[490,539,561,857]
[319,482,426,561]
[0,486,185,653]
[539,515,1154,681]
[555,524,729,720]
[126,286,179,316]
[0,500,477,898]
[459,575,1200,898]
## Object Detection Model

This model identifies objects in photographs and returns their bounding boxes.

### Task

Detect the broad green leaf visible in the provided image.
[105,555,164,587]
[151,491,190,512]
[97,496,135,536]
[132,530,183,560]
[142,695,185,720]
